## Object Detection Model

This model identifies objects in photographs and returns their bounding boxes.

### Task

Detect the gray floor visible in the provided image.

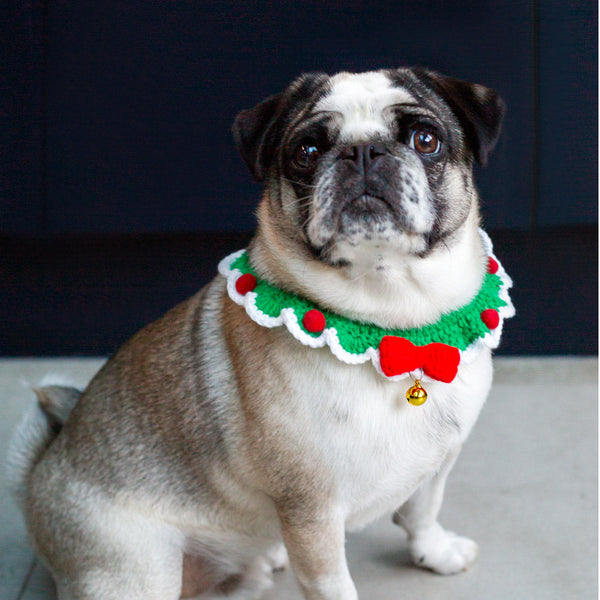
[1,357,597,599]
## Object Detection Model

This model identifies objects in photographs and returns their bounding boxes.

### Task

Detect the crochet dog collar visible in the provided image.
[218,230,514,387]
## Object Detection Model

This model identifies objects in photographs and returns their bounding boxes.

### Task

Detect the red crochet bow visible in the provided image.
[379,336,460,383]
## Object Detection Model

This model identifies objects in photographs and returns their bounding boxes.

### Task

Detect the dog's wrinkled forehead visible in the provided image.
[313,71,415,142]
[233,68,504,182]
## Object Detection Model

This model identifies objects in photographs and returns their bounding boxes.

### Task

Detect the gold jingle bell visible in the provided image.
[406,380,427,406]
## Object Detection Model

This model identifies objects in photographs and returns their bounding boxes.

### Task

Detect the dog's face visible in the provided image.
[233,68,504,270]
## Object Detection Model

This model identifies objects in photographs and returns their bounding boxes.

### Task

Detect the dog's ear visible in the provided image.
[232,93,284,183]
[233,72,330,182]
[419,70,505,165]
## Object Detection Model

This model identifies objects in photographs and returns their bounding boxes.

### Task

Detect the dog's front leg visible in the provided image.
[392,445,479,575]
[277,504,357,600]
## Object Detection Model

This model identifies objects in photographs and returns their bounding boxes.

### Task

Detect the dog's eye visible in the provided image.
[294,143,321,170]
[410,130,441,156]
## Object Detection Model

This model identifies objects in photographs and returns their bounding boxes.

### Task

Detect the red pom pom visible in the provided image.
[303,309,326,333]
[481,308,500,330]
[487,257,499,274]
[235,273,257,295]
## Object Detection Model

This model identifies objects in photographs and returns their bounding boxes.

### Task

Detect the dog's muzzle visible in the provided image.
[307,141,434,250]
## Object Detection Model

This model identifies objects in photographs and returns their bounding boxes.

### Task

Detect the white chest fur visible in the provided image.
[264,335,493,531]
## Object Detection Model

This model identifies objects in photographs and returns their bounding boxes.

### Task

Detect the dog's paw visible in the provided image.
[409,523,479,575]
[264,543,289,572]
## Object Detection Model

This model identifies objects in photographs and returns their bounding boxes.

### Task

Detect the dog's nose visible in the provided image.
[339,143,387,174]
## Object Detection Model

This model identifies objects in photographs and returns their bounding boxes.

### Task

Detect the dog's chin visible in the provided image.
[311,226,431,274]
[306,192,436,268]
[307,196,431,270]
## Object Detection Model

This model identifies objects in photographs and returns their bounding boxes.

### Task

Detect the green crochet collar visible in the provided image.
[218,230,514,383]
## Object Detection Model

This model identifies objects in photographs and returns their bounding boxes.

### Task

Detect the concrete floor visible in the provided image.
[1,356,597,599]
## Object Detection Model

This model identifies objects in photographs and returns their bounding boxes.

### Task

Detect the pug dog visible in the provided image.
[9,67,513,600]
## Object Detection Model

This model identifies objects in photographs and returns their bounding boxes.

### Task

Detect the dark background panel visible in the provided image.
[42,0,533,233]
[0,1,597,357]
[537,0,597,226]
[0,1,46,233]
[0,226,596,357]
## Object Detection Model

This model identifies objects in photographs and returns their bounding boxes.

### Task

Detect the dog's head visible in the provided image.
[233,68,504,271]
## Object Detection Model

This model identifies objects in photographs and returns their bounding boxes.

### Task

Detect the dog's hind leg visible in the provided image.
[184,554,275,600]
[52,538,184,600]
[50,532,184,600]
[27,483,186,600]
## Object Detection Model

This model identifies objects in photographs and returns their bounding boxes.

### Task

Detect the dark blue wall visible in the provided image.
[1,1,597,356]
[4,1,595,235]
[537,0,597,226]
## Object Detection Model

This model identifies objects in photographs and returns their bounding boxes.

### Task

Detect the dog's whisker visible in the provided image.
[281,176,319,190]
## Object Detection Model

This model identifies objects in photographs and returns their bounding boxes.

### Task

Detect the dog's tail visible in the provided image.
[7,377,82,506]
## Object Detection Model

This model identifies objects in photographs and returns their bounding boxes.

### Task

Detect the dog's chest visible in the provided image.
[273,344,491,528]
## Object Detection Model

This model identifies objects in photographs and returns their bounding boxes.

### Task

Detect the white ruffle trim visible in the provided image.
[218,229,514,383]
